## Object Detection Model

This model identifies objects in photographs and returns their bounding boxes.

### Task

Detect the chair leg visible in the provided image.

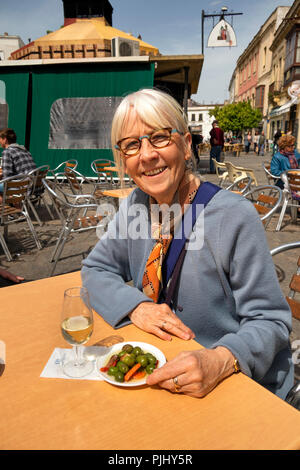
[23,209,42,250]
[27,199,43,226]
[49,227,71,277]
[50,227,65,262]
[42,195,55,220]
[291,203,298,222]
[276,197,288,231]
[0,231,13,261]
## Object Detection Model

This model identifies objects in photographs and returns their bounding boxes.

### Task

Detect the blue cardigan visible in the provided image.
[81,187,294,399]
[271,150,300,176]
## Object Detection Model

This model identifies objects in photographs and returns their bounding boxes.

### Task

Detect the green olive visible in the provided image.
[117,361,129,374]
[132,346,143,356]
[136,354,148,368]
[122,344,133,353]
[146,353,157,365]
[121,354,135,367]
[114,371,124,382]
[107,366,118,376]
[146,364,155,374]
[118,350,127,357]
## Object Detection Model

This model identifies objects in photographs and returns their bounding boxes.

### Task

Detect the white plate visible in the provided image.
[96,341,166,387]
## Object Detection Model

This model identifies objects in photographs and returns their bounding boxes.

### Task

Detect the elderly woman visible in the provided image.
[271,134,300,188]
[82,88,293,400]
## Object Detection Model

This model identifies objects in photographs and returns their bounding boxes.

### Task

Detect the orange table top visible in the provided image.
[103,166,119,172]
[1,271,300,450]
[101,188,134,199]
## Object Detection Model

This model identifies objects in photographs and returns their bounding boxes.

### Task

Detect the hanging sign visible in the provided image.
[207,19,237,47]
[288,81,300,103]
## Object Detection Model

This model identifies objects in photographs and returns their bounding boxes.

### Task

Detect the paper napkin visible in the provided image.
[40,346,110,380]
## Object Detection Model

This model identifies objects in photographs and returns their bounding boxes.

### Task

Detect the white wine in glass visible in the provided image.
[61,286,94,378]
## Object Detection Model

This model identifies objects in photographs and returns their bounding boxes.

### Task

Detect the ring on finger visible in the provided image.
[162,320,167,330]
[173,376,181,393]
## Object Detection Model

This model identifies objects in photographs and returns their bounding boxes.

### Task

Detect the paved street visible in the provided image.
[1,147,299,382]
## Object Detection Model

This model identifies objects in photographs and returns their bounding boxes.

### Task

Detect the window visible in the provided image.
[255,85,265,109]
[198,114,203,122]
[48,97,122,149]
[263,47,267,68]
[191,113,196,121]
[253,54,256,74]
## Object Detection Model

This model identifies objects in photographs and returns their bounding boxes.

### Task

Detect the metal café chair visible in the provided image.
[244,184,282,229]
[270,241,300,411]
[262,161,280,186]
[52,159,78,175]
[27,165,54,226]
[51,159,78,185]
[276,170,300,232]
[0,174,42,261]
[42,179,104,276]
[91,159,120,189]
[225,175,252,194]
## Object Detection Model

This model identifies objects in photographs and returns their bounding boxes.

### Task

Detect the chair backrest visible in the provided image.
[64,168,84,193]
[244,185,282,227]
[212,158,228,185]
[226,161,258,185]
[28,165,50,195]
[53,159,78,174]
[0,175,32,219]
[286,170,300,200]
[91,159,114,177]
[262,162,279,186]
[270,242,300,320]
[226,176,252,194]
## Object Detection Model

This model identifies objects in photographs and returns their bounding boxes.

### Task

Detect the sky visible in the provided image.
[0,0,295,104]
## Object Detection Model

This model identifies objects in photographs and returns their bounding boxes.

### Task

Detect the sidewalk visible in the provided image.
[1,148,299,382]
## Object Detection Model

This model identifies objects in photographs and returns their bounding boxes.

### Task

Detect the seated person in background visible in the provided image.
[0,268,24,288]
[0,128,36,194]
[271,134,300,188]
[82,88,293,401]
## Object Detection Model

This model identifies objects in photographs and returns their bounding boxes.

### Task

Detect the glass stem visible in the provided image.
[74,345,80,366]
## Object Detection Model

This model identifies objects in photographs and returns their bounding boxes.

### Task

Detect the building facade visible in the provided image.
[0,33,24,61]
[187,99,219,141]
[234,7,290,136]
[269,0,300,146]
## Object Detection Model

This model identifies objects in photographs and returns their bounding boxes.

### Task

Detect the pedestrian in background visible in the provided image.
[209,120,224,173]
[253,131,259,154]
[258,131,265,156]
[244,131,252,154]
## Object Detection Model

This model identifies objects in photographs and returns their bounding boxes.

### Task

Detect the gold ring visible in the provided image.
[162,321,167,330]
[173,376,181,393]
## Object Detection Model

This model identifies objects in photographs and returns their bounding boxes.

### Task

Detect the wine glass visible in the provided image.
[61,286,94,378]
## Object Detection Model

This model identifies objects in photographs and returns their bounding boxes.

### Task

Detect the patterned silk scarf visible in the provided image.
[282,150,298,169]
[142,170,200,302]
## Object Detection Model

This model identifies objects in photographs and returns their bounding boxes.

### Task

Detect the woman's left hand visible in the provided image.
[146,346,236,398]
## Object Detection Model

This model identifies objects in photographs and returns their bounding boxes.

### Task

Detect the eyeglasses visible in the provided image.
[115,128,183,157]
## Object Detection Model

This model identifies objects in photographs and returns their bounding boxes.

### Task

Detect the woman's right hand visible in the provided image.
[128,302,195,341]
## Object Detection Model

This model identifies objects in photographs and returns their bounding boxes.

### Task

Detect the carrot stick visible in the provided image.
[124,363,141,381]
[132,369,146,380]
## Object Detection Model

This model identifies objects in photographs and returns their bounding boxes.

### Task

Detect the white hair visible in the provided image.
[111,88,191,180]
